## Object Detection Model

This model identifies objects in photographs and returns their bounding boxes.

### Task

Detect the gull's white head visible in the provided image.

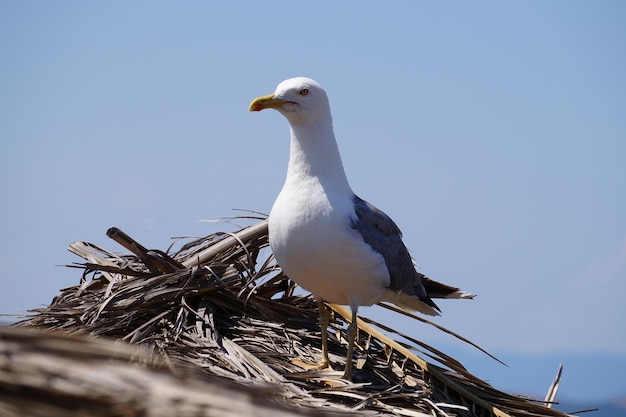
[249,77,331,125]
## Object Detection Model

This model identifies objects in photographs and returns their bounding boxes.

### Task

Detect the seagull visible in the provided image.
[249,77,474,380]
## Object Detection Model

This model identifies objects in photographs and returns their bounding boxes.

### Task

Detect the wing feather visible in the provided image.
[350,195,439,312]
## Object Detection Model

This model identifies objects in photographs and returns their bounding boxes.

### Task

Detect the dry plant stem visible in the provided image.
[181,221,269,269]
[544,363,563,408]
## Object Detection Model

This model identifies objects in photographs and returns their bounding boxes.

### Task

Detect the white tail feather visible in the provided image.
[445,290,476,300]
[382,290,440,316]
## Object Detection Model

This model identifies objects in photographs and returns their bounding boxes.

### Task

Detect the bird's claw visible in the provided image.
[290,358,335,372]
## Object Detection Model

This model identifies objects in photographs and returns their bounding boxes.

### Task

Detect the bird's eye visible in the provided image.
[299,88,309,96]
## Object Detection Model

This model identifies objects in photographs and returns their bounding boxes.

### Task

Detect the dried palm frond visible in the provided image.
[13,217,574,417]
[544,363,563,408]
[0,325,339,417]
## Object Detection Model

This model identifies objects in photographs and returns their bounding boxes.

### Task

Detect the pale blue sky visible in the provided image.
[1,1,625,406]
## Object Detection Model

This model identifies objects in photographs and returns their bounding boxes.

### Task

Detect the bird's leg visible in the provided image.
[291,300,334,371]
[318,300,331,368]
[342,307,358,380]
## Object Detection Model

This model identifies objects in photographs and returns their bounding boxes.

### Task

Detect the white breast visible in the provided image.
[269,179,390,308]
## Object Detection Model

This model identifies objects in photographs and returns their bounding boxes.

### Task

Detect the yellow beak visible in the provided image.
[249,94,296,112]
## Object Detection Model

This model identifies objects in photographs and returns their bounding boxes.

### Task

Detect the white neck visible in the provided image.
[284,121,352,196]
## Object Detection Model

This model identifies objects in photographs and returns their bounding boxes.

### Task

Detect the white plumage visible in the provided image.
[250,77,473,379]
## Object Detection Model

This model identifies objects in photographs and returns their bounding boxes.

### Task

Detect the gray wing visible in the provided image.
[350,195,435,305]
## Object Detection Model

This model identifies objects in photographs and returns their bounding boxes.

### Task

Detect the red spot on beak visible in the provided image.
[250,103,265,112]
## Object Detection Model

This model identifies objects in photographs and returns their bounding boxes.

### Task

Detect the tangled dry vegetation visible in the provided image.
[3,216,575,417]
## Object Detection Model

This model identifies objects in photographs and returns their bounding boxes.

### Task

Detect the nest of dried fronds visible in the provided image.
[8,216,573,417]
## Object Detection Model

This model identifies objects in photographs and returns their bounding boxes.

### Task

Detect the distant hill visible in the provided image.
[557,397,626,417]
[427,347,626,408]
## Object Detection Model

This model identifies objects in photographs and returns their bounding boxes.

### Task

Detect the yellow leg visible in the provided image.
[291,301,334,372]
[318,300,331,368]
[342,308,358,380]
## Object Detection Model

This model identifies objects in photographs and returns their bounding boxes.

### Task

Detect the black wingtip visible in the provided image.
[421,296,441,313]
